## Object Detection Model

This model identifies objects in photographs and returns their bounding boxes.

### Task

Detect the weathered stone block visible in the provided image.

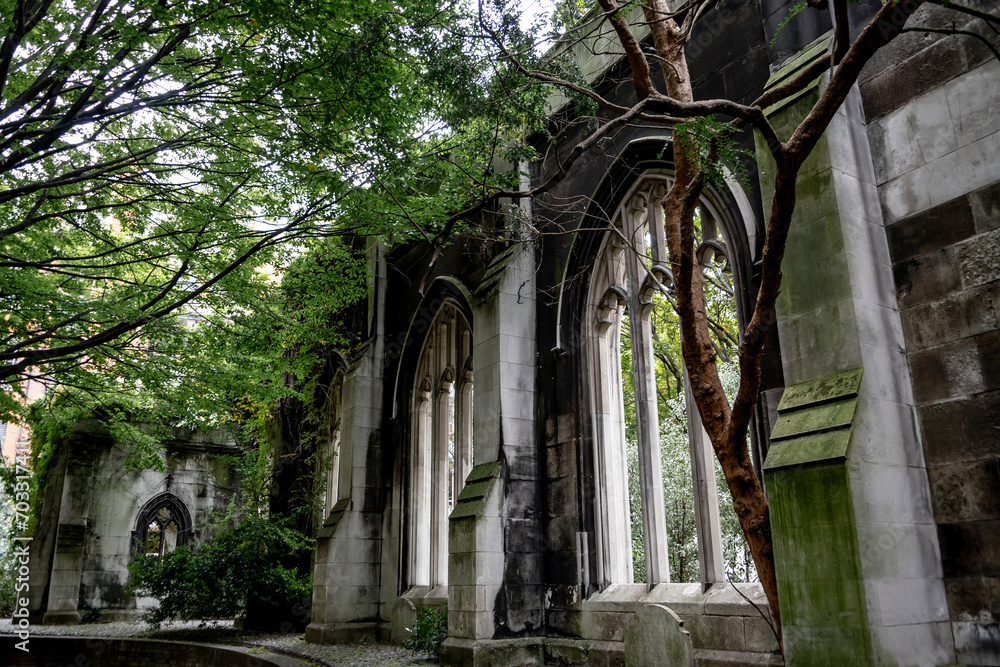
[644,583,709,616]
[893,246,962,308]
[979,330,1000,391]
[957,226,1000,289]
[928,460,1000,524]
[909,337,985,403]
[744,615,781,653]
[886,195,976,263]
[782,624,871,667]
[861,35,974,121]
[953,621,1000,666]
[944,575,1000,621]
[503,584,544,614]
[969,180,1000,233]
[703,584,771,617]
[938,519,1000,578]
[679,614,745,652]
[582,610,632,642]
[922,389,1000,467]
[545,440,578,479]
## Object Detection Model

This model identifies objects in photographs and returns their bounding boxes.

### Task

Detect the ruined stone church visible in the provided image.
[20,0,999,664]
[303,1,1000,666]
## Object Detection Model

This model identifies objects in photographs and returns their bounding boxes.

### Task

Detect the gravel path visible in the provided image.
[0,619,433,667]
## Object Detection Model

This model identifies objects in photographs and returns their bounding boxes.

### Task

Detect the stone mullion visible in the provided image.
[411,388,432,587]
[431,316,453,588]
[628,303,670,584]
[453,379,471,504]
[683,374,725,586]
[645,183,669,267]
[593,307,634,585]
[454,322,472,495]
[432,383,451,587]
[454,324,473,503]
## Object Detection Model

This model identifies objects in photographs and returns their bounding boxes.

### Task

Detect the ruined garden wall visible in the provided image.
[28,423,238,624]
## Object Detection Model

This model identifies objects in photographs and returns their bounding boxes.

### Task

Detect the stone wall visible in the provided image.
[861,8,1000,663]
[29,423,238,623]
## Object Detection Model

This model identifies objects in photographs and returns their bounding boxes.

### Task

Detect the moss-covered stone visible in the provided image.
[778,368,863,412]
[764,429,852,470]
[767,462,872,666]
[450,460,501,521]
[772,396,857,438]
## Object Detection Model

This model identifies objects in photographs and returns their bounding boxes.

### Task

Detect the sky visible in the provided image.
[520,0,557,29]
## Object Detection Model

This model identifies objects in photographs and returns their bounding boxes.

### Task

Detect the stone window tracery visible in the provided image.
[586,172,747,587]
[133,493,192,560]
[408,302,473,589]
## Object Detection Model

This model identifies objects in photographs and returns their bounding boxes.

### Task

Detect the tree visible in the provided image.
[0,0,484,415]
[464,0,1000,645]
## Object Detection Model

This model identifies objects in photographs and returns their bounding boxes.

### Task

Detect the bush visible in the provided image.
[126,515,312,630]
[403,604,448,659]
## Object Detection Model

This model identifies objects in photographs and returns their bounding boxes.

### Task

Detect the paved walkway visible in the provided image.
[0,619,431,666]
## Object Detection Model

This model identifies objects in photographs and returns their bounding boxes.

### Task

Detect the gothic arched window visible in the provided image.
[407,301,473,589]
[324,372,345,517]
[585,171,753,587]
[133,493,192,559]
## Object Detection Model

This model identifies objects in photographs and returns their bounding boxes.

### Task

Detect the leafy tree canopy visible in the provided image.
[0,0,549,424]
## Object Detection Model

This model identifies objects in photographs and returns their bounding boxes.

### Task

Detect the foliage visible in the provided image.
[0,501,17,616]
[0,0,524,419]
[672,115,757,193]
[125,515,313,628]
[550,0,591,36]
[23,390,173,473]
[403,604,449,659]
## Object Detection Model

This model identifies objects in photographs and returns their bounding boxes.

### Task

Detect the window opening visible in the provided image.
[587,175,756,589]
[408,303,472,589]
[447,382,457,509]
[134,494,191,561]
[324,378,344,516]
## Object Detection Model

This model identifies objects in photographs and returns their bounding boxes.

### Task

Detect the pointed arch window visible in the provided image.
[585,172,753,587]
[133,493,192,560]
[408,302,473,589]
[324,372,345,517]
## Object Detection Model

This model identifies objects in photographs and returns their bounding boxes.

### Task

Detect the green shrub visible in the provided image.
[126,515,312,630]
[403,604,448,659]
[80,604,102,623]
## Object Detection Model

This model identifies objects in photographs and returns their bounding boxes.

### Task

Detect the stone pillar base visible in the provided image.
[440,637,545,666]
[41,610,80,625]
[304,621,389,644]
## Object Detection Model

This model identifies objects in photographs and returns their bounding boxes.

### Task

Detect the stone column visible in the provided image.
[306,240,387,644]
[42,440,95,625]
[441,241,542,665]
[755,38,953,666]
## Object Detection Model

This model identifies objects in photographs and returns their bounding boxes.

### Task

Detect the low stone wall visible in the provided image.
[580,583,782,666]
[0,636,305,667]
[440,582,783,666]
